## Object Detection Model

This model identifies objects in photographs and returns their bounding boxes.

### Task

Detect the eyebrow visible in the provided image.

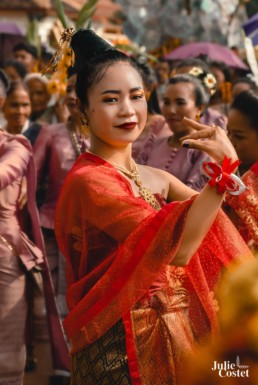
[101,87,142,95]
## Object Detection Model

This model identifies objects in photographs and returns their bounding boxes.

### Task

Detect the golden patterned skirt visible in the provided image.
[71,271,196,385]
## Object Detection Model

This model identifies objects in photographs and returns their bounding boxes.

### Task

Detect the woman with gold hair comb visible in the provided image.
[53,29,253,385]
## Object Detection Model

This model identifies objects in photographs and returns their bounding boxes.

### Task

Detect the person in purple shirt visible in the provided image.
[171,58,227,130]
[137,71,217,191]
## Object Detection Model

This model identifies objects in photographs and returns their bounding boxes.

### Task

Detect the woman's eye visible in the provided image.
[132,94,144,100]
[103,97,118,103]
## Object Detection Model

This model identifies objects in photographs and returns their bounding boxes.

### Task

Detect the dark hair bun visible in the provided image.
[71,29,116,70]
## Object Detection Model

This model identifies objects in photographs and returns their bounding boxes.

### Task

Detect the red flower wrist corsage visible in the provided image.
[202,157,246,195]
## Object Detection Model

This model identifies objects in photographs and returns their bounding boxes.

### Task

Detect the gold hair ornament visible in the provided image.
[41,27,75,76]
[80,119,90,138]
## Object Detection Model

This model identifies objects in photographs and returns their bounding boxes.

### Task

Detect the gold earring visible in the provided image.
[195,111,201,122]
[80,119,89,137]
[145,91,151,101]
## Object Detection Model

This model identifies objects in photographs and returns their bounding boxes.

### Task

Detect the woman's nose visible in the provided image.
[119,99,135,116]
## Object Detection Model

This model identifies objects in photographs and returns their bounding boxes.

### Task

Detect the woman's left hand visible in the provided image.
[180,117,238,165]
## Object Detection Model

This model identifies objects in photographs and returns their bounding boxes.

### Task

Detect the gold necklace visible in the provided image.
[87,151,161,211]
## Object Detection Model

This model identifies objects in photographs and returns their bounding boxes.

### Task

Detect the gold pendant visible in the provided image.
[139,186,161,211]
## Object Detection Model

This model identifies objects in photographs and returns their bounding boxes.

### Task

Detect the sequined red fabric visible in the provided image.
[226,161,258,245]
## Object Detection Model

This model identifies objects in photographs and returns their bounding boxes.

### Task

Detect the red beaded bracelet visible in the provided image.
[202,157,246,195]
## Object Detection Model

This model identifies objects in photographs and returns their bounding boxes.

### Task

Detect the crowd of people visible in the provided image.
[0,28,257,385]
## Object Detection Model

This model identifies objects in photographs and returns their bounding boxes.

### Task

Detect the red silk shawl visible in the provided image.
[54,152,253,354]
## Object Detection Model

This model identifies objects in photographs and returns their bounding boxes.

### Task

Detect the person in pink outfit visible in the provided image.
[32,69,89,383]
[0,129,44,385]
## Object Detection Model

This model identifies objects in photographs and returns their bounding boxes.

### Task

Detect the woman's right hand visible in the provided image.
[180,117,238,165]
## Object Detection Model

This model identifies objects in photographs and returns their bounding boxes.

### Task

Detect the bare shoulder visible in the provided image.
[137,163,197,202]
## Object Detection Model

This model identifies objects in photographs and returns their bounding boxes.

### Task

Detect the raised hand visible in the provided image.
[180,117,238,165]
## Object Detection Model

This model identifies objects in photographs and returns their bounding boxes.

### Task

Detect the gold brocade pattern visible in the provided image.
[130,267,195,385]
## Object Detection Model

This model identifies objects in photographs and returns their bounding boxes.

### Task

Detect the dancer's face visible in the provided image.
[84,62,147,149]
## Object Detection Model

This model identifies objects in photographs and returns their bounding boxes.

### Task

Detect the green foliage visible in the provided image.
[56,0,71,29]
[55,0,99,31]
[115,44,158,63]
[26,19,41,56]
[76,0,99,30]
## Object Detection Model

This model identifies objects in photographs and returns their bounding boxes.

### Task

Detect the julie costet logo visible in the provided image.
[211,356,249,378]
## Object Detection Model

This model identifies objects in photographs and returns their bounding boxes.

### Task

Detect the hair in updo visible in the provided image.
[70,29,143,109]
[168,74,211,114]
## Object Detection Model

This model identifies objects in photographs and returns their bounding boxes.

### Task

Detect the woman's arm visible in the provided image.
[0,135,30,190]
[167,118,239,266]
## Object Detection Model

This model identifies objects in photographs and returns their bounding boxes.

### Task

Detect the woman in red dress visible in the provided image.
[54,29,252,385]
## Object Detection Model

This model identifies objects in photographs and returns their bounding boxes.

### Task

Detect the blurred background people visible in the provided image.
[24,73,69,125]
[0,129,44,385]
[231,76,257,100]
[2,81,45,148]
[153,58,170,111]
[12,42,39,74]
[137,71,215,191]
[209,60,232,115]
[172,58,227,129]
[0,69,10,128]
[132,55,170,159]
[30,69,89,384]
[2,60,27,82]
[2,81,31,135]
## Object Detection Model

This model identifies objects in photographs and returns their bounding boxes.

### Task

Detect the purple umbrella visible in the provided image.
[0,22,25,64]
[242,13,258,46]
[0,21,24,36]
[164,42,248,70]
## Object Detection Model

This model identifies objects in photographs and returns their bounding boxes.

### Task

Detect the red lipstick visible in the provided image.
[116,122,137,129]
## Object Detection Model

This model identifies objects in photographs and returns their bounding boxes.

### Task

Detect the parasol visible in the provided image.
[0,21,25,65]
[164,42,248,70]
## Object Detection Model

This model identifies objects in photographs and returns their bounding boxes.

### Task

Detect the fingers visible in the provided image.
[181,139,213,152]
[181,127,217,142]
[183,117,223,132]
[182,117,211,131]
